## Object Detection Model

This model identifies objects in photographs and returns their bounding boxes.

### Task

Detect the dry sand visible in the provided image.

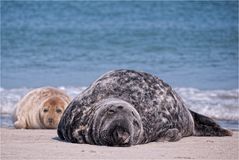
[0,128,238,160]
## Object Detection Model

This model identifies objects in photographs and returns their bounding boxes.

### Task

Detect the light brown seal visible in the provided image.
[12,87,71,129]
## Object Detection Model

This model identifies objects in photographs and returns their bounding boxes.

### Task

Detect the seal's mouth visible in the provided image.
[45,123,57,129]
[112,126,131,145]
[44,119,58,129]
[100,120,131,146]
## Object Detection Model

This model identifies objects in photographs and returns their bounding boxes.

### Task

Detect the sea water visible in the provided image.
[1,1,238,129]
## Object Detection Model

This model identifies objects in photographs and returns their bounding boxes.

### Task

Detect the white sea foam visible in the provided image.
[175,88,239,120]
[0,87,238,121]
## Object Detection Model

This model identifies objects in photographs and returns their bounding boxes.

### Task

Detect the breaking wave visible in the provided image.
[1,87,238,121]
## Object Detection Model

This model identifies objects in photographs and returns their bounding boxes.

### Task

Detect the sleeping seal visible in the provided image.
[57,69,232,146]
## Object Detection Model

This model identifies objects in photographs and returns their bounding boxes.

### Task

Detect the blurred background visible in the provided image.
[1,1,238,128]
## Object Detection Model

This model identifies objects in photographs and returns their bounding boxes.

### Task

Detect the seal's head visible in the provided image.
[39,96,67,129]
[91,98,143,146]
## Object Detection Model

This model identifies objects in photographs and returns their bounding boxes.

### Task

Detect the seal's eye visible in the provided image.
[56,109,62,113]
[43,109,48,113]
[117,106,124,109]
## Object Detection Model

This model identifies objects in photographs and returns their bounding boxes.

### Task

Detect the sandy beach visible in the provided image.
[0,128,238,160]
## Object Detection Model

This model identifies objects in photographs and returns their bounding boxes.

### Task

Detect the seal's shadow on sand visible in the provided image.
[52,136,66,142]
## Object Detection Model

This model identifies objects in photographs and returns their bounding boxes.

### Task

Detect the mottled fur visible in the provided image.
[58,69,232,146]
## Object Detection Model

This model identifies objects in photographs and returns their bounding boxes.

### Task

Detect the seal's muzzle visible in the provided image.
[91,98,144,146]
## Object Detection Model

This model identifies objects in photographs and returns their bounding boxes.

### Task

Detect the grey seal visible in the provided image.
[57,69,232,146]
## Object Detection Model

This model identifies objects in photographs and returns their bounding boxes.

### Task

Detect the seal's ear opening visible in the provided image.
[112,126,131,146]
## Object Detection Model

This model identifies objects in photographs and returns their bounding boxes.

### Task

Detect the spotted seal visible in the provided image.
[57,69,232,146]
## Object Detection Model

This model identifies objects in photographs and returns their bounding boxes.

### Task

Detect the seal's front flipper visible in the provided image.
[189,110,232,136]
[14,120,26,129]
[14,116,27,129]
[158,128,182,142]
[165,128,182,141]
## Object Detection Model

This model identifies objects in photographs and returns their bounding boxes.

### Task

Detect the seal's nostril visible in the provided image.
[48,118,53,123]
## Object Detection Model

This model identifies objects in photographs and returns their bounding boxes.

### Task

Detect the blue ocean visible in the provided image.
[1,1,238,129]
